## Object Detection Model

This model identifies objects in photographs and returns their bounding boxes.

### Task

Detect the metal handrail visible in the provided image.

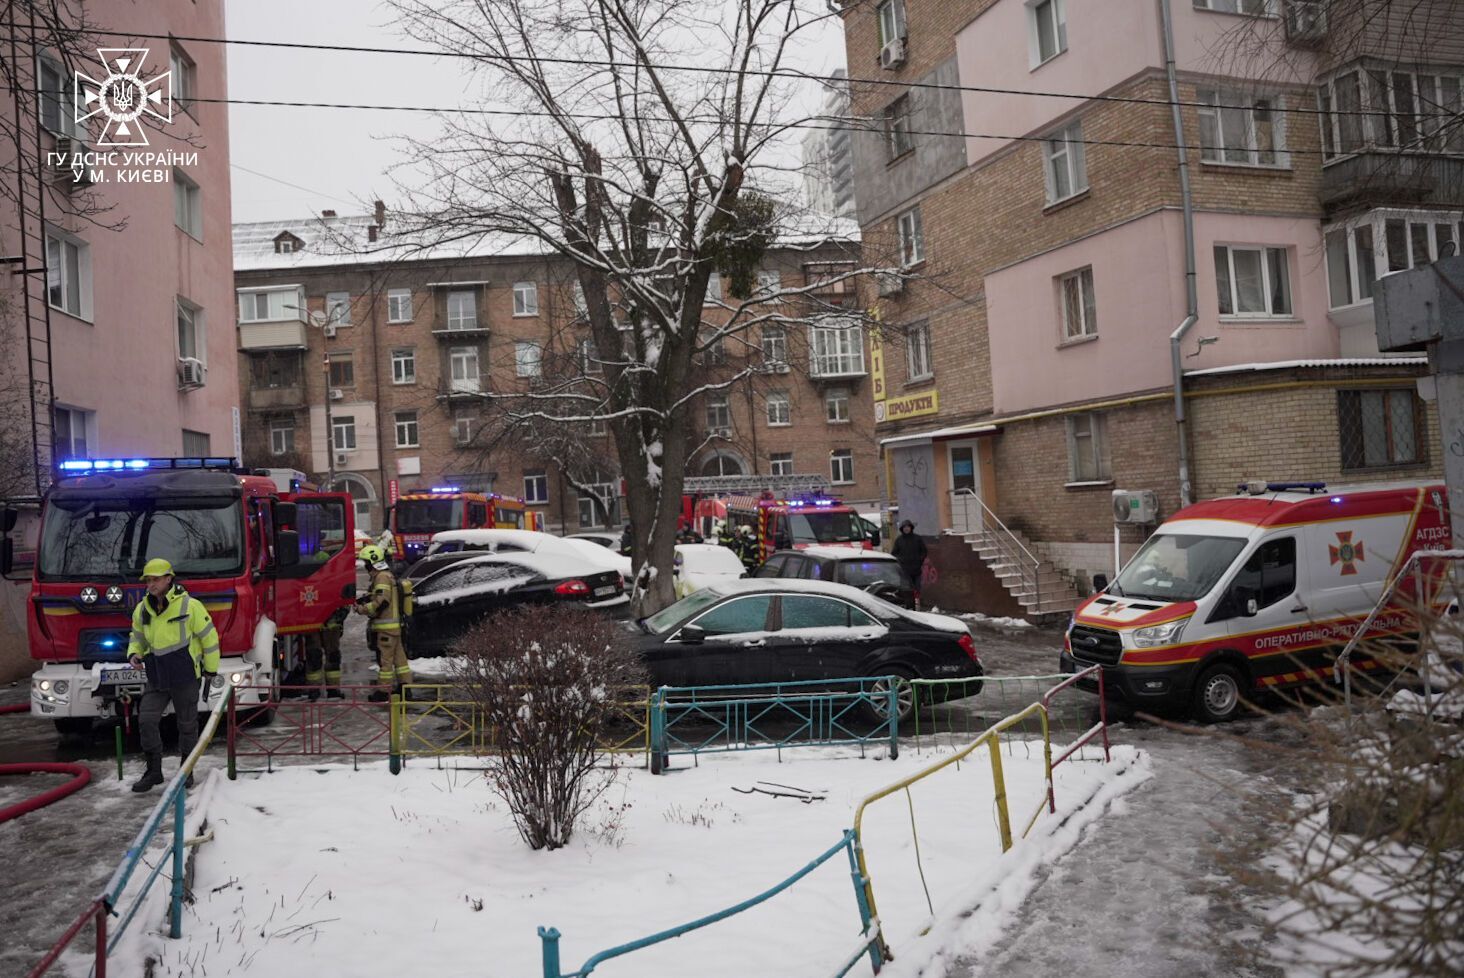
[951,488,1044,599]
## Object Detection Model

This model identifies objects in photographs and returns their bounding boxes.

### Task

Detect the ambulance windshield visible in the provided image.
[1111,533,1246,603]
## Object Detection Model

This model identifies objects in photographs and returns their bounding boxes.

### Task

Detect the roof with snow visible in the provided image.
[1184,357,1429,377]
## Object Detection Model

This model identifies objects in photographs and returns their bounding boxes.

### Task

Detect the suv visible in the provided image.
[754,546,916,608]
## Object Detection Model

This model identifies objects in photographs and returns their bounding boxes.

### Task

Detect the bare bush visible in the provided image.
[450,605,646,850]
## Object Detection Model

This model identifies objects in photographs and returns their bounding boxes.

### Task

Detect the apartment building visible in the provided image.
[844,0,1454,613]
[232,213,879,533]
[803,69,859,218]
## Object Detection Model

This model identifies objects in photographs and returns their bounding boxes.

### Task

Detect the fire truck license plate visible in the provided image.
[593,585,616,597]
[101,666,146,685]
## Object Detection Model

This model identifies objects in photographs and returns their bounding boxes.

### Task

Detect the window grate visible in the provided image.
[1338,389,1420,469]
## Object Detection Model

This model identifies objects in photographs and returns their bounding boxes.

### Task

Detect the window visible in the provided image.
[690,595,772,636]
[704,272,723,305]
[830,449,855,485]
[906,321,933,378]
[328,353,354,388]
[447,291,477,330]
[524,471,548,504]
[761,326,788,367]
[1066,413,1111,483]
[391,348,416,384]
[769,452,794,476]
[897,207,924,266]
[1214,245,1292,318]
[38,56,78,136]
[755,270,782,301]
[578,476,620,528]
[766,392,791,426]
[700,453,745,477]
[237,287,304,323]
[394,411,419,448]
[810,322,865,377]
[449,346,480,391]
[1058,268,1097,341]
[826,388,851,423]
[515,341,542,378]
[702,331,727,365]
[270,420,295,455]
[587,415,608,437]
[572,282,588,316]
[176,297,204,364]
[1226,538,1296,616]
[1197,90,1286,167]
[323,291,352,326]
[884,96,913,159]
[1339,389,1421,469]
[453,415,473,446]
[250,351,301,389]
[182,430,211,456]
[332,416,356,451]
[1320,69,1464,158]
[387,289,413,323]
[170,44,196,112]
[1042,122,1088,203]
[706,395,731,435]
[513,281,538,316]
[173,171,202,238]
[1028,0,1067,67]
[782,595,876,630]
[53,406,92,461]
[877,0,905,45]
[273,234,301,255]
[45,228,89,319]
[1193,0,1276,13]
[580,339,602,375]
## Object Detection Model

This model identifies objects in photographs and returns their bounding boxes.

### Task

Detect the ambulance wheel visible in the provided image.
[1192,663,1244,724]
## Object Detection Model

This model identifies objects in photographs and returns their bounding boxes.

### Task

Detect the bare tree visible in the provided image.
[388,0,886,613]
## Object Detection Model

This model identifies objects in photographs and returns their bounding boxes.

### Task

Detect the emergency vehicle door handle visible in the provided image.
[742,638,766,647]
[1290,600,1308,614]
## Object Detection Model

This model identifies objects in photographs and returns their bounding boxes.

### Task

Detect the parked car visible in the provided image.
[673,543,746,598]
[629,580,982,720]
[567,530,623,550]
[406,552,627,658]
[754,547,916,608]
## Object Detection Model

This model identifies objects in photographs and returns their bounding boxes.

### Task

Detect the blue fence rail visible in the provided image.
[649,677,900,774]
[538,829,885,977]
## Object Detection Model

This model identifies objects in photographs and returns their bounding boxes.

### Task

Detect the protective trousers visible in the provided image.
[305,628,343,689]
[375,632,412,692]
[139,678,201,759]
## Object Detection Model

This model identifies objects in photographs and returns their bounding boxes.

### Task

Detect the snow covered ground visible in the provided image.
[101,743,1144,978]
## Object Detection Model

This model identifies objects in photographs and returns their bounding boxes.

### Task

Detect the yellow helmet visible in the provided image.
[359,545,387,565]
[139,557,174,580]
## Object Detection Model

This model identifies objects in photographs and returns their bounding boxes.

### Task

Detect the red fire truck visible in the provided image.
[388,488,531,564]
[695,492,873,564]
[2,457,357,736]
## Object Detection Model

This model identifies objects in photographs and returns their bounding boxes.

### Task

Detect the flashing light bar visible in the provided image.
[782,497,838,508]
[430,485,462,493]
[58,456,240,474]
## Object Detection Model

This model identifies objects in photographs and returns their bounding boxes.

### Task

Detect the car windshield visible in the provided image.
[643,588,727,634]
[395,499,464,534]
[1112,533,1248,602]
[39,497,244,580]
[789,511,865,546]
[838,560,906,588]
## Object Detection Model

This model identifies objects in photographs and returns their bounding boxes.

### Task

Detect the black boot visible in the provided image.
[184,770,196,790]
[308,689,321,702]
[367,689,390,703]
[131,752,164,793]
[325,688,344,700]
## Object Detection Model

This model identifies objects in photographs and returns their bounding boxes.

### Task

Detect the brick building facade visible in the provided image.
[233,214,880,534]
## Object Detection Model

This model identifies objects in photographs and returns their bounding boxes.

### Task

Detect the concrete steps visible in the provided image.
[959,525,1081,625]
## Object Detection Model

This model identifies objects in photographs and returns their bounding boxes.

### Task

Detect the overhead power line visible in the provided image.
[42,23,1463,123]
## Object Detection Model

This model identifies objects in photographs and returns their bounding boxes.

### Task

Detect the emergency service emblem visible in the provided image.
[300,585,319,607]
[74,48,173,147]
[1329,531,1365,576]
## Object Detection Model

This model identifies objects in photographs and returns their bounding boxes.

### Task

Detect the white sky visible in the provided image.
[224,0,850,224]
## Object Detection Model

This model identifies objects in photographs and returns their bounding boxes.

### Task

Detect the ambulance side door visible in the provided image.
[1214,535,1307,683]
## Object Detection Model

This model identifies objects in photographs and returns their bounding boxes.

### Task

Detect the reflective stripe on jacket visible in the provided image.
[126,585,222,677]
[364,568,401,633]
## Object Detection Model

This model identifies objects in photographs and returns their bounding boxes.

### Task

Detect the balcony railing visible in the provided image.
[238,320,309,351]
[247,384,306,410]
[810,352,867,379]
[1321,152,1464,211]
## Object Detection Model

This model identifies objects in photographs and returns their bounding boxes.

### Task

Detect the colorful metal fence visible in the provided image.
[909,673,1096,748]
[648,677,900,774]
[226,684,392,776]
[537,829,884,978]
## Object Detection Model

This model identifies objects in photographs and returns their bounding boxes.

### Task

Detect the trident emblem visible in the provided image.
[74,48,173,147]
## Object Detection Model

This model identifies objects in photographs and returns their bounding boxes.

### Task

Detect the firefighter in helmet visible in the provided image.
[736,524,761,572]
[355,545,411,702]
[303,608,347,701]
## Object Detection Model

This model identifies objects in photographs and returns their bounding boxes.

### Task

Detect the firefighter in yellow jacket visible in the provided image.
[356,545,411,702]
[126,558,220,793]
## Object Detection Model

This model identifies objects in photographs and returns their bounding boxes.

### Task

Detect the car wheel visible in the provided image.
[862,667,916,725]
[1191,663,1245,724]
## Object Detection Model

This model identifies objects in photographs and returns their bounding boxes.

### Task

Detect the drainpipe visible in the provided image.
[1161,0,1199,508]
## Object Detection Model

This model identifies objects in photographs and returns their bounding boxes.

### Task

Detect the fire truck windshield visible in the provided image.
[38,498,245,581]
[788,511,865,546]
[395,499,464,534]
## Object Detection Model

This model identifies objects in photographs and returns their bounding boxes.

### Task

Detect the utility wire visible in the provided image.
[34,23,1464,123]
[229,161,357,207]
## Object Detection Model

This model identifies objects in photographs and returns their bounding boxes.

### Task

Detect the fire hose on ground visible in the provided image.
[0,703,94,823]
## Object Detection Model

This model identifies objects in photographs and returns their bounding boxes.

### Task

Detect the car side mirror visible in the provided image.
[0,537,11,576]
[678,624,705,645]
[276,529,300,568]
[274,502,298,529]
[1092,573,1109,592]
[1,507,16,533]
[1234,585,1258,617]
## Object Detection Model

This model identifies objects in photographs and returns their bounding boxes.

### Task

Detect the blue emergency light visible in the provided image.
[430,485,461,493]
[58,456,239,474]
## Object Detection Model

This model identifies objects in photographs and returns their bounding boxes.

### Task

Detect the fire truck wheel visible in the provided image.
[53,718,93,739]
[862,667,916,725]
[1192,663,1244,724]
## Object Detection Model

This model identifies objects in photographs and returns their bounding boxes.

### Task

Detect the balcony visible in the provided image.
[432,322,490,339]
[1321,152,1464,213]
[247,384,306,411]
[438,379,485,400]
[809,353,867,380]
[239,320,310,351]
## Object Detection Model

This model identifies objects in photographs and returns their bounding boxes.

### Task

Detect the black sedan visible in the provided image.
[406,553,625,658]
[630,580,982,720]
[754,547,917,609]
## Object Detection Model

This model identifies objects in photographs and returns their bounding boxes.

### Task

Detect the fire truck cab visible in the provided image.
[714,493,874,565]
[388,487,529,564]
[5,457,357,735]
[1061,480,1451,723]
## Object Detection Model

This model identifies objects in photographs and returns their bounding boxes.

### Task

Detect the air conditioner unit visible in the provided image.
[876,272,905,297]
[328,388,344,401]
[762,362,791,375]
[879,37,907,70]
[322,324,337,338]
[50,136,95,188]
[334,451,351,467]
[1283,0,1326,44]
[176,357,205,389]
[1112,489,1159,525]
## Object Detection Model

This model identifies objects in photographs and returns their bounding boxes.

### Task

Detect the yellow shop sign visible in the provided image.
[876,390,939,423]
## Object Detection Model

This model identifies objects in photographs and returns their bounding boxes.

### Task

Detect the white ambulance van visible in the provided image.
[1060,481,1451,722]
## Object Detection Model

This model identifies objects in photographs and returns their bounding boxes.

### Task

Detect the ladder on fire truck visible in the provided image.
[2,4,58,494]
[681,473,832,497]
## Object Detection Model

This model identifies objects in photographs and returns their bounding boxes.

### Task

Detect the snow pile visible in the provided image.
[104,745,1146,978]
[959,612,1035,631]
[407,656,464,679]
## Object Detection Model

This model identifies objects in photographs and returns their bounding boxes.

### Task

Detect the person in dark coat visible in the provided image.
[890,520,928,607]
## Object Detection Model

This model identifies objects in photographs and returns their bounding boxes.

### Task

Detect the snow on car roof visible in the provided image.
[435,550,599,582]
[432,529,581,554]
[560,537,632,573]
[797,546,895,562]
[676,544,745,572]
[705,578,967,632]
